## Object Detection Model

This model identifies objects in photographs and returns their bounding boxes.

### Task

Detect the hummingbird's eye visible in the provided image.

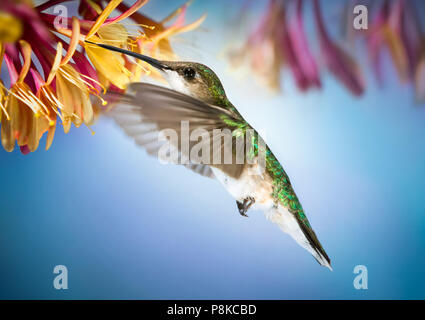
[183,67,196,80]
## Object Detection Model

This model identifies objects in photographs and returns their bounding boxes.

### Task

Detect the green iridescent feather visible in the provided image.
[198,64,310,228]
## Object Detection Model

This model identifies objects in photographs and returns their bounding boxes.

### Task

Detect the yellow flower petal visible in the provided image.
[0,12,23,43]
[37,86,58,150]
[172,13,207,35]
[86,0,123,39]
[85,0,103,15]
[85,43,131,89]
[61,17,80,66]
[104,0,148,26]
[1,97,15,152]
[81,90,93,125]
[0,81,7,122]
[27,114,41,152]
[16,103,29,146]
[54,64,94,131]
[45,122,56,151]
[46,42,63,85]
[17,40,31,83]
[55,71,75,133]
[160,0,193,25]
[97,23,128,46]
[148,14,206,52]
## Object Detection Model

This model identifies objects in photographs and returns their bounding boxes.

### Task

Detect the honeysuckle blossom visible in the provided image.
[284,0,321,91]
[228,0,425,102]
[0,0,205,153]
[367,0,425,102]
[367,0,409,84]
[1,40,48,153]
[313,0,365,96]
[227,0,284,91]
[227,0,323,93]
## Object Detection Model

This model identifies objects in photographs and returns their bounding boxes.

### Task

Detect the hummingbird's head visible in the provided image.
[156,61,227,105]
[86,41,227,105]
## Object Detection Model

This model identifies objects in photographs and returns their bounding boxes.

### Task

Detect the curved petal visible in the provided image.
[17,40,32,83]
[86,0,122,39]
[46,42,63,85]
[314,0,364,96]
[61,17,80,66]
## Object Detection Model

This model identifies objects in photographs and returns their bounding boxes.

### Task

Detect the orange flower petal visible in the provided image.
[85,43,131,89]
[150,14,206,46]
[27,113,41,152]
[1,97,15,152]
[16,103,29,146]
[383,26,409,82]
[61,17,80,66]
[55,71,75,133]
[46,42,63,85]
[160,0,192,25]
[45,122,56,151]
[17,40,31,83]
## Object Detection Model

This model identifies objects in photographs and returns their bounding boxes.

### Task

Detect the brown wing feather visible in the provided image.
[103,83,246,179]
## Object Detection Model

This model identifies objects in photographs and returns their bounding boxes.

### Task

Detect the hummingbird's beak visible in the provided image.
[85,40,171,71]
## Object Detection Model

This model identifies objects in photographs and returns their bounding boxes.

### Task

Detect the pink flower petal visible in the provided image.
[20,145,31,155]
[286,0,321,90]
[314,0,364,96]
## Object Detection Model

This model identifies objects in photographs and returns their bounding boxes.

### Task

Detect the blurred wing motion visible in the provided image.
[103,83,247,179]
[103,82,331,269]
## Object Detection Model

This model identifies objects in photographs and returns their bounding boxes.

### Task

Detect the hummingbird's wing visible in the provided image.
[103,83,332,269]
[103,83,248,179]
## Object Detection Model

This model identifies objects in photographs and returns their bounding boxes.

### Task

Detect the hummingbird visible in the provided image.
[87,41,332,270]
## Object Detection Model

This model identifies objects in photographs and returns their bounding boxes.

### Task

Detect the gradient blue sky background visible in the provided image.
[1,0,425,299]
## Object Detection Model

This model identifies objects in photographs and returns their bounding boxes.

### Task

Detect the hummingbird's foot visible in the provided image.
[237,201,249,217]
[236,197,255,217]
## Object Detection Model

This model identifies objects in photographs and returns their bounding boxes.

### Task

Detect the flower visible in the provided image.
[0,11,22,43]
[227,0,285,91]
[114,0,206,80]
[283,0,321,91]
[367,0,409,84]
[0,0,205,153]
[81,0,140,89]
[1,40,48,152]
[313,0,364,96]
[366,0,425,102]
[226,0,344,94]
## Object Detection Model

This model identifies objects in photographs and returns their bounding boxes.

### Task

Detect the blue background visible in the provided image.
[1,0,425,299]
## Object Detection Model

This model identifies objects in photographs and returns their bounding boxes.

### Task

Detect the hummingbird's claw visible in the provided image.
[236,197,255,218]
[236,200,248,217]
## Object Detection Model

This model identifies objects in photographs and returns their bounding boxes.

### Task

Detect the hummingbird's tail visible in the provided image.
[267,206,332,270]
